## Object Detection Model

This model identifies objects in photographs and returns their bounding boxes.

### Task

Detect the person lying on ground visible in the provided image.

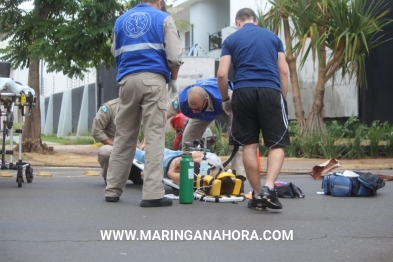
[133,148,222,185]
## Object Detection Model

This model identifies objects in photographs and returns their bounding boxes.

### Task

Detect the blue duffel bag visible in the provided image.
[322,172,385,197]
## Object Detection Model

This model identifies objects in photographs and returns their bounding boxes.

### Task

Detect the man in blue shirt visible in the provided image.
[167,78,247,180]
[105,0,182,207]
[167,78,230,143]
[217,8,290,211]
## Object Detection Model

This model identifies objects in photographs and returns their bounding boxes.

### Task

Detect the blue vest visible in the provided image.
[114,4,170,82]
[178,78,230,121]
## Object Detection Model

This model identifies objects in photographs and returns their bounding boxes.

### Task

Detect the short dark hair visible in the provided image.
[235,8,257,22]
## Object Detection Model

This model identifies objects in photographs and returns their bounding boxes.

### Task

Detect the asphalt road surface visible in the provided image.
[1,167,392,262]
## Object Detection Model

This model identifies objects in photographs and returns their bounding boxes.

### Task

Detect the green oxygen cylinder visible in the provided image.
[179,151,194,204]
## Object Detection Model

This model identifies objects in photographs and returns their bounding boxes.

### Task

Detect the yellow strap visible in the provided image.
[20,93,26,106]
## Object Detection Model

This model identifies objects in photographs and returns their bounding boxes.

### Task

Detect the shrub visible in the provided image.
[367,120,385,157]
[12,122,25,130]
[288,120,299,137]
[210,123,230,156]
[342,116,363,138]
[382,125,393,157]
[344,127,366,159]
[318,127,345,159]
[299,131,322,158]
[325,120,344,138]
[286,126,302,157]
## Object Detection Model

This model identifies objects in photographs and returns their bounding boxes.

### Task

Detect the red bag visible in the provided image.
[170,113,188,131]
[170,113,188,150]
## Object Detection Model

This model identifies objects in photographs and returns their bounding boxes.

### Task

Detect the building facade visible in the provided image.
[172,0,361,121]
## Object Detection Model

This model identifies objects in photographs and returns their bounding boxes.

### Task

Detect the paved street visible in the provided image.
[0,167,392,262]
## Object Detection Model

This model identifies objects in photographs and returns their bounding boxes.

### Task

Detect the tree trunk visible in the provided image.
[306,28,327,132]
[283,19,306,131]
[22,59,44,153]
[305,70,326,132]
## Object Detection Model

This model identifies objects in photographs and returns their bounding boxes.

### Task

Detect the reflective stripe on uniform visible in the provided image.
[114,43,165,57]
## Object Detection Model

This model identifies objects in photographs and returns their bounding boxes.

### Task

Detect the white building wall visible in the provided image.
[11,65,96,97]
[177,56,216,90]
[190,0,230,56]
[178,31,187,55]
[288,52,358,118]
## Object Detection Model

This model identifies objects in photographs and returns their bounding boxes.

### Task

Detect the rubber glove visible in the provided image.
[168,80,179,98]
[222,97,232,116]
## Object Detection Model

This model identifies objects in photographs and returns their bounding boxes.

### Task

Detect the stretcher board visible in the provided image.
[132,159,180,190]
[162,177,179,190]
[194,192,245,203]
[0,77,35,96]
[132,159,144,171]
[132,158,245,202]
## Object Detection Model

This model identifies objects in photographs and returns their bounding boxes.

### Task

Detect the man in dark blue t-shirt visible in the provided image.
[217,8,290,211]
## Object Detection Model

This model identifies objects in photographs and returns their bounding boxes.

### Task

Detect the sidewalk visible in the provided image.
[2,134,391,174]
[18,144,392,176]
[271,157,392,174]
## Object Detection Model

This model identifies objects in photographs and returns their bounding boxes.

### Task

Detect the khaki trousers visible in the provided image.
[181,112,245,177]
[105,72,167,200]
[98,145,113,178]
[182,110,232,145]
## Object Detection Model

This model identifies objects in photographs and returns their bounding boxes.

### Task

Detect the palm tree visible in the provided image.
[257,1,307,131]
[280,0,392,132]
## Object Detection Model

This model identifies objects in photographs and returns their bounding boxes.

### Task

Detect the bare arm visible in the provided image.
[217,55,232,100]
[191,151,203,164]
[170,66,180,80]
[101,139,113,146]
[167,157,181,184]
[277,52,288,98]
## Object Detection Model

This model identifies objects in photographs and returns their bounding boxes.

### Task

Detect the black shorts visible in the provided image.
[229,87,290,148]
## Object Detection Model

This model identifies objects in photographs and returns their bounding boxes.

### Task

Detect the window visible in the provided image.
[208,31,222,51]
